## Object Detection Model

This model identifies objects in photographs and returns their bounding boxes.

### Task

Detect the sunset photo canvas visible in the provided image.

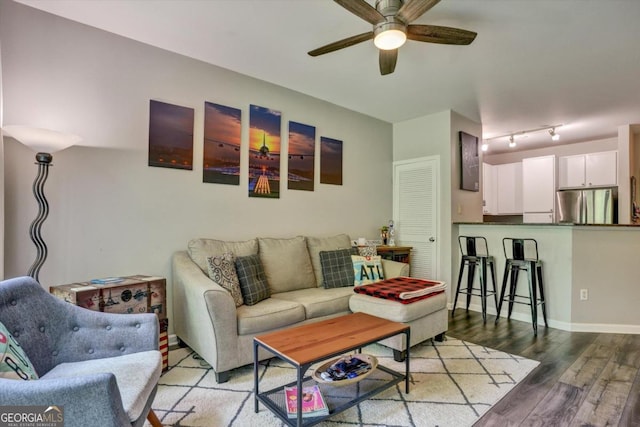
[203,102,241,185]
[148,99,194,170]
[287,121,315,191]
[249,104,281,199]
[320,136,343,185]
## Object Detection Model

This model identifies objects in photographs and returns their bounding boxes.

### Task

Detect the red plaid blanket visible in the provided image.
[353,277,446,304]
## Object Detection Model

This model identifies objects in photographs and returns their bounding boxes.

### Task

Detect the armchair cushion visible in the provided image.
[0,320,39,380]
[42,350,161,422]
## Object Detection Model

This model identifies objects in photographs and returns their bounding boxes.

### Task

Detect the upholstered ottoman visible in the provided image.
[349,281,448,361]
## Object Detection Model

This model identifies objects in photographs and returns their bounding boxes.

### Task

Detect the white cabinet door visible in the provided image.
[522,155,555,214]
[586,151,617,187]
[482,163,497,214]
[496,162,523,214]
[558,155,586,189]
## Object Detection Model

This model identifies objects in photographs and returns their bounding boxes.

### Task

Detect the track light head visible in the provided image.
[508,135,516,148]
[549,127,560,141]
[481,142,488,152]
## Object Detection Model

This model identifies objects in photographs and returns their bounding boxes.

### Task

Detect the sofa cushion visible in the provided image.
[0,320,39,380]
[236,298,305,335]
[258,236,316,293]
[271,287,353,319]
[352,255,385,286]
[235,254,271,306]
[188,238,258,273]
[306,234,352,287]
[42,350,162,422]
[319,248,357,288]
[349,292,447,323]
[206,253,243,307]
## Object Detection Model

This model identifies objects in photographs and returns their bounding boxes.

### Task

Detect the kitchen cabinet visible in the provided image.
[523,212,554,223]
[558,151,617,189]
[496,162,523,215]
[522,155,555,221]
[482,163,498,214]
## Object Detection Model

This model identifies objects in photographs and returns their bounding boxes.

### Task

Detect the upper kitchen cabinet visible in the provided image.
[522,155,556,222]
[558,151,617,189]
[482,162,522,215]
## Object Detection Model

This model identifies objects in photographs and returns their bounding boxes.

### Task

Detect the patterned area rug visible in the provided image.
[145,338,538,427]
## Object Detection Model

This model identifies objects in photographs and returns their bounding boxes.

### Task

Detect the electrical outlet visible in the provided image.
[580,289,588,301]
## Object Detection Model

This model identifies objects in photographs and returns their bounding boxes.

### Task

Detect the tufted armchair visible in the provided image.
[0,276,162,427]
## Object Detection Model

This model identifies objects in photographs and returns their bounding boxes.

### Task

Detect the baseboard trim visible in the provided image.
[447,302,640,334]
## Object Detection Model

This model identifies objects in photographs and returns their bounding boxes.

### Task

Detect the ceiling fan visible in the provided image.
[308,0,477,75]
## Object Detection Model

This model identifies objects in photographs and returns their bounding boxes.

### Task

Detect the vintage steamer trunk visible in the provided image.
[50,275,169,372]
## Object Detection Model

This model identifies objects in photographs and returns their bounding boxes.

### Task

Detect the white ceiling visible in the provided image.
[15,0,640,154]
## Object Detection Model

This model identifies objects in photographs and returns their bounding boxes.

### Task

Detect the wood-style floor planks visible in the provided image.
[446,309,640,426]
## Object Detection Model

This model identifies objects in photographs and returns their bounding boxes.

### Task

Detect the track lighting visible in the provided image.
[483,123,564,151]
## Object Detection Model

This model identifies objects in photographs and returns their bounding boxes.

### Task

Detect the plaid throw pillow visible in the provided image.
[235,254,270,306]
[319,248,357,288]
[206,252,243,307]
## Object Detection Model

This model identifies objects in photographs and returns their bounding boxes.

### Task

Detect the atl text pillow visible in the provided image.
[351,255,385,286]
[0,321,38,380]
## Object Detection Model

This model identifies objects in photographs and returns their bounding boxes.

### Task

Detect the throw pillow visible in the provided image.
[351,255,385,286]
[319,248,358,289]
[0,321,38,380]
[206,252,244,307]
[357,244,377,257]
[235,254,271,306]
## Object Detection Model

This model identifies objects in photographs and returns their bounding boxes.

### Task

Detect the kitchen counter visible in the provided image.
[454,222,640,334]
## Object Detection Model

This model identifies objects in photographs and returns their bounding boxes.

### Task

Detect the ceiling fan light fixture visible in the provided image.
[374,22,407,50]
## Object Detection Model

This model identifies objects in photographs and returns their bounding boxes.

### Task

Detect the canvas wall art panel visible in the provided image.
[320,136,343,185]
[148,99,194,170]
[203,102,241,185]
[287,121,315,191]
[248,105,281,198]
[459,131,479,191]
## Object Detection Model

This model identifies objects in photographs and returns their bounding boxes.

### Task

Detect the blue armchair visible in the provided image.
[0,276,162,427]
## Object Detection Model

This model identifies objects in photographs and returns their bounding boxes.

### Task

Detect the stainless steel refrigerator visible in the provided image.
[556,187,618,224]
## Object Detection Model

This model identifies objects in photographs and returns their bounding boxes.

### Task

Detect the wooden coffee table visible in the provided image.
[253,312,410,426]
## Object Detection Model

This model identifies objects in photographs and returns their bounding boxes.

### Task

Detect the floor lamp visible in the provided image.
[3,126,80,283]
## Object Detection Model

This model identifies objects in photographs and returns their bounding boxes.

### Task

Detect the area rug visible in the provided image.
[145,338,538,427]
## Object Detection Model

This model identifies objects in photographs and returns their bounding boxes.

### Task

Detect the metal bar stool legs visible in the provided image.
[452,236,498,323]
[495,238,548,335]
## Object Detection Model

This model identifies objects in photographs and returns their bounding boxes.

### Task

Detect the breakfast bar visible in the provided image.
[454,222,640,333]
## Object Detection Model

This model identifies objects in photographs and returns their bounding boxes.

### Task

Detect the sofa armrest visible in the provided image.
[172,251,238,372]
[0,374,131,427]
[381,259,410,278]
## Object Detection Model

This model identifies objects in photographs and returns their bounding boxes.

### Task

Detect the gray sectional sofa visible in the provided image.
[172,233,447,383]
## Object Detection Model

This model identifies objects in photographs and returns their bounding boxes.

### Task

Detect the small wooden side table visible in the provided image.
[376,246,412,265]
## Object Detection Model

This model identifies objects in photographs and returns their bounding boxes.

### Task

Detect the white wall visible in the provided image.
[0,35,4,279]
[392,110,482,299]
[1,2,394,327]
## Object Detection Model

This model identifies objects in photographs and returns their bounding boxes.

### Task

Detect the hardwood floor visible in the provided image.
[447,309,640,426]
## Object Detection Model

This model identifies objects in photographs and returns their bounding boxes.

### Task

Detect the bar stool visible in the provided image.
[452,236,498,323]
[495,238,548,335]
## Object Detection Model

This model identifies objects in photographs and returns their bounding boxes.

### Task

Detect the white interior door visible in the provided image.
[393,156,439,279]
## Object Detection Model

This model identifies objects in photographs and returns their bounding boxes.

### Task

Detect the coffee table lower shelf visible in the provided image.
[257,365,405,427]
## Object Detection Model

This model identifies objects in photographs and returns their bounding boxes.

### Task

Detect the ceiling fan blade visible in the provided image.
[334,0,385,25]
[379,49,398,75]
[407,24,477,45]
[308,32,373,57]
[397,0,441,24]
